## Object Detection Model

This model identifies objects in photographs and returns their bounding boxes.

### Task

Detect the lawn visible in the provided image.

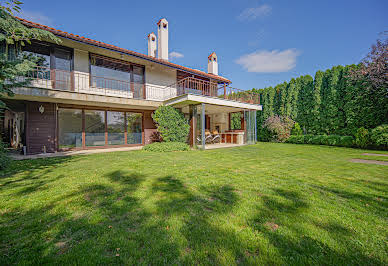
[0,143,387,265]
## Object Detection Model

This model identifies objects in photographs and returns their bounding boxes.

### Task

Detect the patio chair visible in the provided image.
[211,130,221,144]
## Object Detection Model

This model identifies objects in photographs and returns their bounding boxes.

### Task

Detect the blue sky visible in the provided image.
[20,0,387,90]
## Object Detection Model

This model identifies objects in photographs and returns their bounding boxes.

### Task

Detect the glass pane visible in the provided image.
[54,48,72,90]
[85,110,105,146]
[22,42,51,69]
[54,48,71,71]
[107,111,125,145]
[90,56,131,92]
[126,112,142,144]
[133,66,144,98]
[58,108,82,149]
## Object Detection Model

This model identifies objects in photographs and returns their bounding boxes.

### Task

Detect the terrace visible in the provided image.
[20,67,261,105]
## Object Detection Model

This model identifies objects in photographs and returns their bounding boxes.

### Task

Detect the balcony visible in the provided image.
[19,67,260,105]
[164,77,261,105]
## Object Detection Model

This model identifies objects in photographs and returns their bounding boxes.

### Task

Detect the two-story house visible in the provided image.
[1,17,261,155]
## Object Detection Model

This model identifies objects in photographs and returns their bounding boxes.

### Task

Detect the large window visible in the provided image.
[107,111,125,145]
[85,110,106,146]
[58,108,82,149]
[126,112,142,144]
[57,108,143,149]
[90,54,144,96]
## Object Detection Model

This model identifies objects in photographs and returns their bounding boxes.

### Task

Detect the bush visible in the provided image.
[152,106,190,143]
[143,142,190,152]
[291,122,303,136]
[327,135,342,146]
[370,124,388,148]
[286,135,304,144]
[304,134,315,144]
[339,136,354,147]
[354,127,370,148]
[258,127,273,142]
[263,115,295,142]
[0,139,10,170]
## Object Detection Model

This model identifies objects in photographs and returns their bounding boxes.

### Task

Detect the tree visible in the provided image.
[348,36,388,96]
[311,71,323,134]
[0,6,59,107]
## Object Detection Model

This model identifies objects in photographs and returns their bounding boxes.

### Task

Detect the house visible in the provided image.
[1,17,261,155]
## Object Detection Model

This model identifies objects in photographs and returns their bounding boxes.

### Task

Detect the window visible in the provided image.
[58,108,82,149]
[107,111,125,145]
[23,42,51,69]
[126,112,142,144]
[89,54,144,96]
[85,110,105,146]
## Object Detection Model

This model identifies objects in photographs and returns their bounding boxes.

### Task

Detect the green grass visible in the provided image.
[0,143,387,265]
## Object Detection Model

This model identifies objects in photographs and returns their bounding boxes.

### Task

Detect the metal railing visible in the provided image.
[19,67,260,105]
[163,77,261,105]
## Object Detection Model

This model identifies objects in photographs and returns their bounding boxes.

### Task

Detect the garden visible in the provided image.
[0,143,387,265]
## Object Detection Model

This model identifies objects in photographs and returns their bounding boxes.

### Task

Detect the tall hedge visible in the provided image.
[254,64,388,137]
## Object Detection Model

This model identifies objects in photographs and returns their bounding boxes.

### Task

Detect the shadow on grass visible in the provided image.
[250,187,384,265]
[0,170,248,265]
[0,157,79,197]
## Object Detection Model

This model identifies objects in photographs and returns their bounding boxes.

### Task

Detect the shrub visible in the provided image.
[291,122,303,136]
[0,139,10,170]
[327,135,342,146]
[304,134,314,144]
[143,142,190,152]
[258,127,273,142]
[152,106,190,143]
[263,115,295,142]
[354,127,370,148]
[287,135,304,144]
[370,124,388,148]
[339,136,354,147]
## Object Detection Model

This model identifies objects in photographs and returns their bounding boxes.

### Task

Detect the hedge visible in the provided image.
[286,135,354,147]
[143,142,190,152]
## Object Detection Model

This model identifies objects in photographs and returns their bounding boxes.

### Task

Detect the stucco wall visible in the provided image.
[54,38,177,101]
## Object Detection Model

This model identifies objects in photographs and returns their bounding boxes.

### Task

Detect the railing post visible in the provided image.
[223,83,226,99]
[143,84,146,99]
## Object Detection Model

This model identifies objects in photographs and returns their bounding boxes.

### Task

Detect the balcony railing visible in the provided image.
[19,67,260,105]
[163,77,261,105]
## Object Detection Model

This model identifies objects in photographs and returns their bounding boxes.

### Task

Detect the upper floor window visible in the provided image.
[89,54,144,96]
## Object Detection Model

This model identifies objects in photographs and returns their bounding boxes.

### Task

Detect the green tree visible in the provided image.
[311,71,323,134]
[0,6,59,107]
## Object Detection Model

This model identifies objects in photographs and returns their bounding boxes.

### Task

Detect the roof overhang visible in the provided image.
[16,17,231,84]
[164,94,262,112]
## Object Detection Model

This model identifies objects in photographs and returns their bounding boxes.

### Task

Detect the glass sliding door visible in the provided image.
[58,108,82,149]
[133,66,145,99]
[107,111,125,145]
[85,110,106,146]
[53,48,72,90]
[244,110,257,144]
[126,112,142,144]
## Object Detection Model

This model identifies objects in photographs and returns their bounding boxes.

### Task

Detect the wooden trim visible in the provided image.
[57,103,155,113]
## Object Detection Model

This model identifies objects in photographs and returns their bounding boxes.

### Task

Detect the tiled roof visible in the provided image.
[16,17,231,83]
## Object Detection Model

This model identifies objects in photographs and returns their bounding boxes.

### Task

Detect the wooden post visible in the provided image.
[223,83,226,99]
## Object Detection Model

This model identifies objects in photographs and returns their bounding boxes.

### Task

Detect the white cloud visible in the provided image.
[237,5,272,21]
[235,49,300,73]
[169,51,184,59]
[18,10,52,25]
